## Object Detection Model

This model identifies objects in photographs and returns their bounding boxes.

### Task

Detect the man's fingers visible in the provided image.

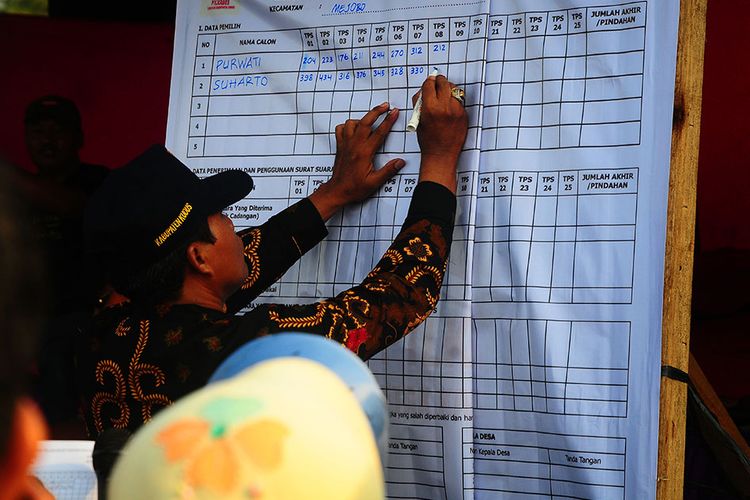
[369,107,399,145]
[358,102,391,129]
[434,74,452,100]
[420,75,438,107]
[334,123,344,151]
[371,158,406,187]
[343,119,359,137]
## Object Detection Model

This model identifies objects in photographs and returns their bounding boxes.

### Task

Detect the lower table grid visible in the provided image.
[365,317,631,418]
[462,427,626,499]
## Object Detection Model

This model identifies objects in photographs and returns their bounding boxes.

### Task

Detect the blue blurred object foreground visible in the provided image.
[209,332,389,465]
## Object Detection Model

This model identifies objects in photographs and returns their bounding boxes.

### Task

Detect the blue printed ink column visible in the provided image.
[445,173,475,301]
[281,173,309,297]
[526,172,559,301]
[428,17,449,94]
[472,173,493,301]
[385,20,407,152]
[497,13,525,149]
[561,8,587,148]
[297,28,320,154]
[579,4,646,147]
[447,15,468,112]
[404,18,429,153]
[297,173,328,297]
[539,10,568,149]
[465,14,486,151]
[332,24,366,294]
[491,172,513,301]
[351,23,378,288]
[551,170,579,303]
[482,12,507,150]
[518,13,544,149]
[369,22,389,120]
[350,23,372,116]
[316,18,352,296]
[331,24,354,126]
[189,33,217,157]
[509,173,537,301]
[313,26,336,155]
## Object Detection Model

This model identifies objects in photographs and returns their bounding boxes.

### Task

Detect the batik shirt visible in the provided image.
[76,181,456,435]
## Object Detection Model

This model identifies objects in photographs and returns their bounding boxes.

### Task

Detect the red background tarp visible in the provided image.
[1,4,748,399]
[2,7,747,250]
[0,15,174,171]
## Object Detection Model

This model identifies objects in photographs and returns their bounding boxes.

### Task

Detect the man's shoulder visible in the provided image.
[82,302,261,354]
[88,303,241,336]
[84,302,139,338]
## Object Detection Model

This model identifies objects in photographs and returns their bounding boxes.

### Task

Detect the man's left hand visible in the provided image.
[309,102,405,220]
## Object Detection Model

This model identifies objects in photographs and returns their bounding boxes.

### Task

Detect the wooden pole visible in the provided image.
[656,0,707,498]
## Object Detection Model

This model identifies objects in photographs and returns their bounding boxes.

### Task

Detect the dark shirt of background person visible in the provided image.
[10,95,110,437]
[23,95,110,313]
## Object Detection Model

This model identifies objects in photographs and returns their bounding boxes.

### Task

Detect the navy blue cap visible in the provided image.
[84,145,253,273]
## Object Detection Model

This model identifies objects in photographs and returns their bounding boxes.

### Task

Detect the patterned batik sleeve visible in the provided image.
[261,181,457,361]
[226,198,328,314]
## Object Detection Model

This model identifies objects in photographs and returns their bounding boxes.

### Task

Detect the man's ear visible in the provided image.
[186,241,213,275]
[0,398,48,500]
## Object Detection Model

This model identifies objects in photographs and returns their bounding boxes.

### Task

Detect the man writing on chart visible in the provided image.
[77,74,468,436]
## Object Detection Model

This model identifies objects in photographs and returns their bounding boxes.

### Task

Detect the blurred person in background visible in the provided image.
[6,95,110,438]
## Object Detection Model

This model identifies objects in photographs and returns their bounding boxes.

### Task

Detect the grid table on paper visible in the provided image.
[186,2,646,157]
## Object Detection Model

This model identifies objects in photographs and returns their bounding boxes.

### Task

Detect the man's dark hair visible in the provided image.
[110,218,216,306]
[0,167,46,457]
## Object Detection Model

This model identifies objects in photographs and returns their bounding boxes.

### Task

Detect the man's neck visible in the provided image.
[173,278,227,313]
